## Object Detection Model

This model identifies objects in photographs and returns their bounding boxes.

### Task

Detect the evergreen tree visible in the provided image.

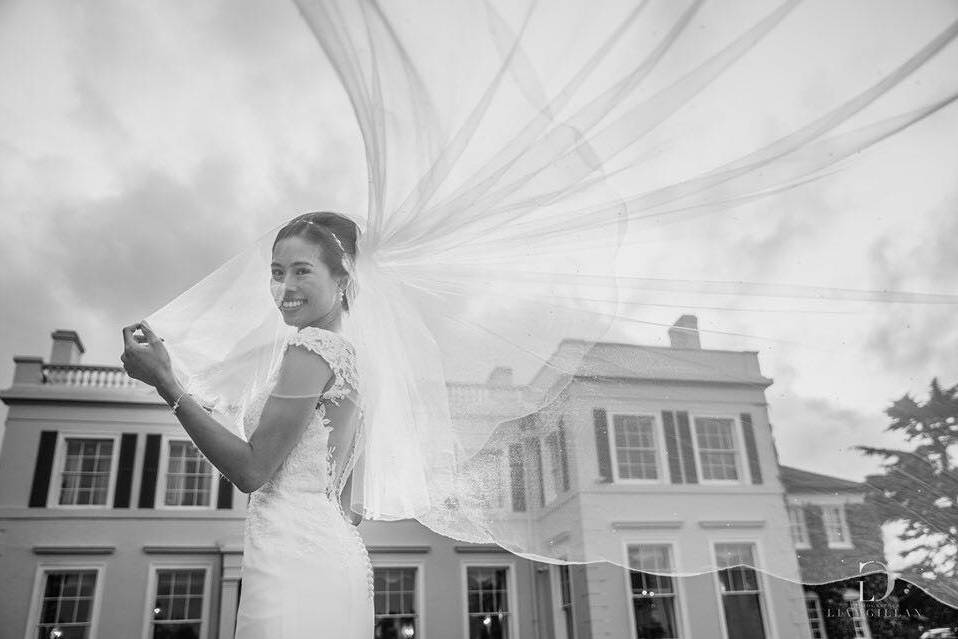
[859,378,958,605]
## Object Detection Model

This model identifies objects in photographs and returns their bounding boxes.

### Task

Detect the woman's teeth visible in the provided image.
[281,299,306,310]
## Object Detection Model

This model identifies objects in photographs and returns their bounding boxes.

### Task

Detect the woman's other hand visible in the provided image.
[120,320,175,389]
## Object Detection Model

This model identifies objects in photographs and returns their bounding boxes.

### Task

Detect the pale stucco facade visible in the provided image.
[0,322,833,639]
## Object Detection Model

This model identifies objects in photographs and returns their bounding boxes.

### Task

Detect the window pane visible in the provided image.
[152,623,201,639]
[151,568,205,639]
[822,505,849,545]
[694,418,740,481]
[374,567,418,639]
[468,613,509,639]
[164,441,214,507]
[613,415,658,480]
[36,570,97,639]
[628,545,679,638]
[788,506,809,546]
[375,616,418,639]
[633,596,679,639]
[716,543,765,638]
[59,439,113,506]
[721,593,765,639]
[545,432,562,501]
[805,593,827,639]
[526,438,545,508]
[468,569,509,610]
[508,444,526,512]
[467,567,510,638]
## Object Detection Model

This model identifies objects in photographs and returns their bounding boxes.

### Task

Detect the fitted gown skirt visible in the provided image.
[234,489,374,638]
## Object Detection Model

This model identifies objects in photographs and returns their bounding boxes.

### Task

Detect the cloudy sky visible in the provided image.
[2,0,957,500]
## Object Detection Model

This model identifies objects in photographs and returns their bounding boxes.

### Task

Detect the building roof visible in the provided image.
[529,339,773,390]
[779,465,867,493]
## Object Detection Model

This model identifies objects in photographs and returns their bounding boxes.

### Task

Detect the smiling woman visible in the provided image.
[122,210,373,637]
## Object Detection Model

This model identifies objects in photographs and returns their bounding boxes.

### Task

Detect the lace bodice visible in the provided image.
[241,326,360,496]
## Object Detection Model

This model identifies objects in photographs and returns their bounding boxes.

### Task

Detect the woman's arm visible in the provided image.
[123,321,329,494]
[155,378,258,492]
[156,374,324,494]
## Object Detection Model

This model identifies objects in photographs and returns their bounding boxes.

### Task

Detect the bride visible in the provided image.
[120,212,374,636]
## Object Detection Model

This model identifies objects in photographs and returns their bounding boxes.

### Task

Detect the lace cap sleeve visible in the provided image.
[277,326,358,404]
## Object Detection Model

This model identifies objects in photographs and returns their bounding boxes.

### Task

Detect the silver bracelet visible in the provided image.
[170,389,192,414]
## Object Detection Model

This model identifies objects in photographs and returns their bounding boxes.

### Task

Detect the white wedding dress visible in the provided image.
[234,327,374,638]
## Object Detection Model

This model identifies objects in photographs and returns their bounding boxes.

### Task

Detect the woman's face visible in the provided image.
[270,236,342,329]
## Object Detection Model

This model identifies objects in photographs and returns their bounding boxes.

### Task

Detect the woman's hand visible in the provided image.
[120,320,176,390]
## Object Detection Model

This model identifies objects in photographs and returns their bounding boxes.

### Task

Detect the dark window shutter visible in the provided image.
[508,443,526,512]
[661,411,683,484]
[29,430,59,507]
[217,474,234,509]
[138,434,162,508]
[112,433,138,508]
[593,408,613,483]
[528,438,545,508]
[675,412,698,484]
[740,413,763,484]
[557,419,570,491]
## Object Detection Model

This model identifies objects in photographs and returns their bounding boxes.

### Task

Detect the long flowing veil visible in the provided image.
[145,0,958,609]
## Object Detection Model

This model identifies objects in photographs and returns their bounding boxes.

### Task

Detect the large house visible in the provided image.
[781,466,890,639]
[0,318,891,638]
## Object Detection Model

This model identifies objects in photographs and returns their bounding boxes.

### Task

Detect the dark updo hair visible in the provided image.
[273,211,360,312]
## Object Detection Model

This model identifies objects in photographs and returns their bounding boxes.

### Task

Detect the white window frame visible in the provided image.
[621,539,689,639]
[140,560,214,639]
[461,560,518,639]
[371,560,426,639]
[608,412,665,484]
[155,434,220,511]
[708,539,776,639]
[689,413,748,485]
[24,561,106,639]
[47,431,121,509]
[804,591,828,639]
[820,504,853,549]
[788,505,811,549]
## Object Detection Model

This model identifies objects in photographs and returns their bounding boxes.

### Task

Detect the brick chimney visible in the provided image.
[486,366,514,388]
[50,329,85,365]
[668,315,701,349]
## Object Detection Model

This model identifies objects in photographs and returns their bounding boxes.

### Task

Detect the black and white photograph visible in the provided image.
[1,1,957,638]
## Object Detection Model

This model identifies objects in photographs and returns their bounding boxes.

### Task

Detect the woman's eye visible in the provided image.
[271,270,283,280]
[297,269,310,276]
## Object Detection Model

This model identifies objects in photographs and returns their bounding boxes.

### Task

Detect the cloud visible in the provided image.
[864,191,958,387]
[0,0,366,438]
[768,393,892,482]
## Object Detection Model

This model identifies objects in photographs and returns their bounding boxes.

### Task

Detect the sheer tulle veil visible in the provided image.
[144,0,958,607]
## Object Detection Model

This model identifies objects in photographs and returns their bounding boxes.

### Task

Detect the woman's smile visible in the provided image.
[280,298,307,312]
